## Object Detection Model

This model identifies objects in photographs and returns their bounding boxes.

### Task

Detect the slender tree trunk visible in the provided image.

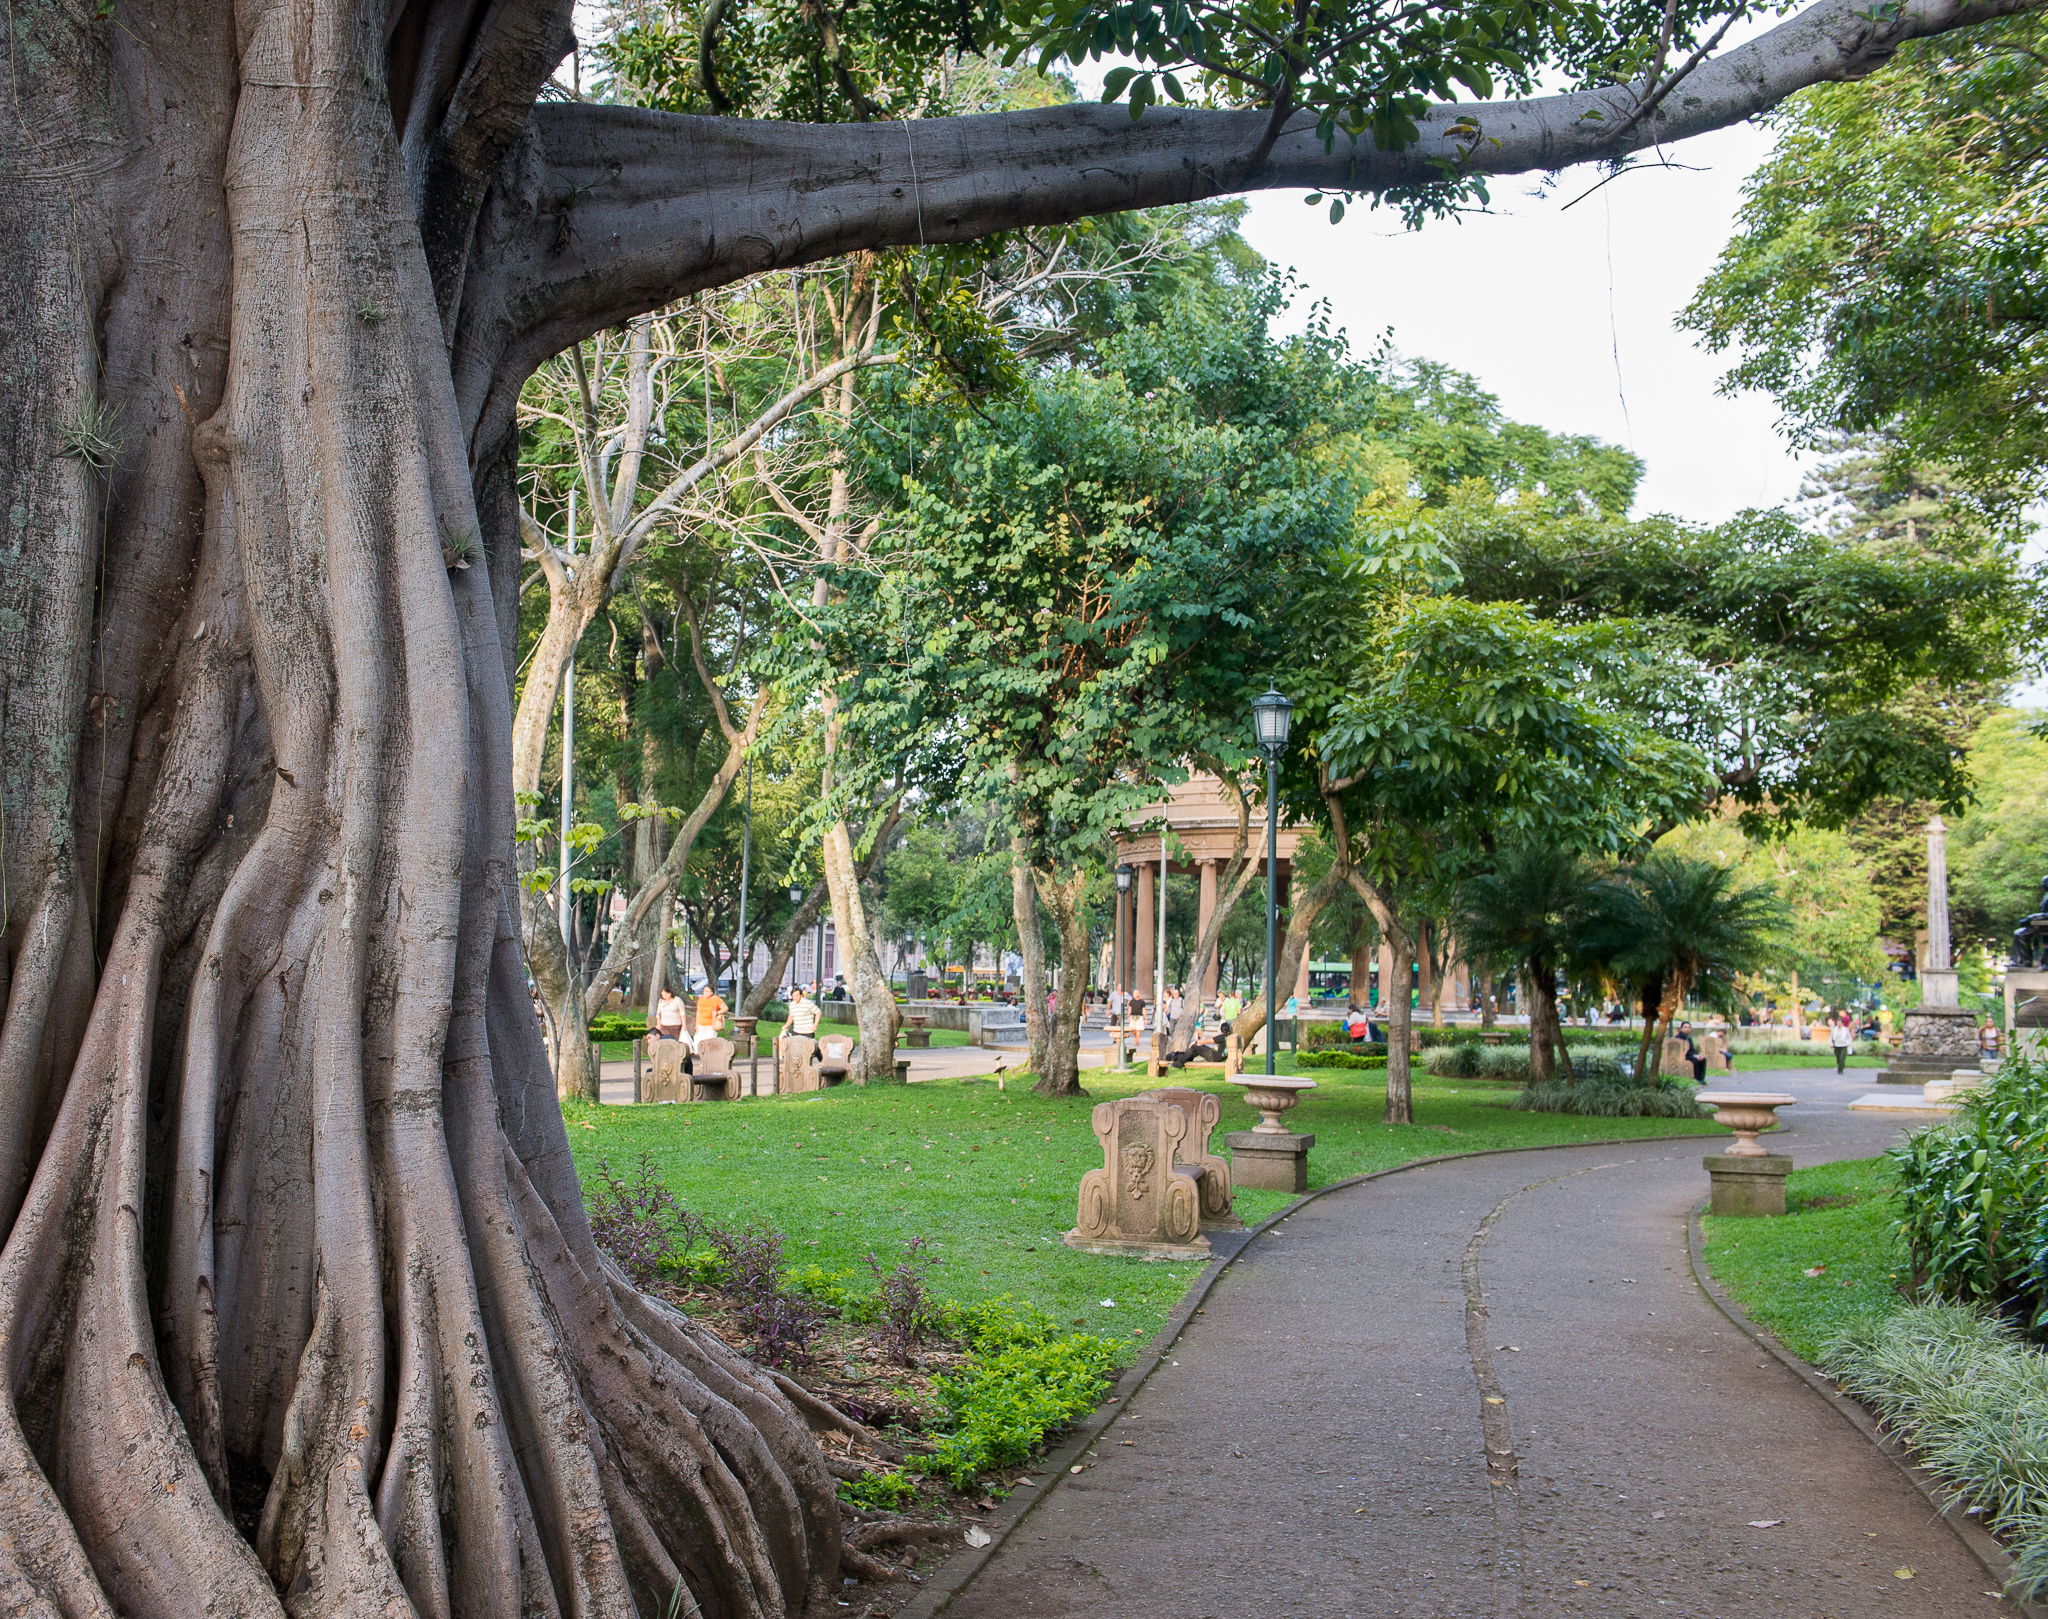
[1171,776,1258,1051]
[1479,969,1498,1028]
[745,879,829,1019]
[1010,834,1052,1078]
[1635,973,1667,1082]
[1525,955,1563,1084]
[1033,864,1095,1096]
[1238,852,1350,1048]
[1346,873,1417,1125]
[819,817,899,1081]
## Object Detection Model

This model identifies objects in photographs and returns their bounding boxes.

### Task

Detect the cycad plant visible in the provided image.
[1595,852,1784,1081]
[1456,843,1600,1084]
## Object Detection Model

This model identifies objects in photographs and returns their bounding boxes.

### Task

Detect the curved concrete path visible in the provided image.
[945,1070,2013,1619]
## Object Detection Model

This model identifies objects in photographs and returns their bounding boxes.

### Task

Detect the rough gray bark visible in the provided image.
[1032,863,1096,1097]
[1010,836,1053,1081]
[2,0,2029,1607]
[1348,873,1419,1126]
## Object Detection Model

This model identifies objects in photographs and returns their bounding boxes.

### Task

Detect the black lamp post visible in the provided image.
[787,883,805,996]
[1251,685,1294,1075]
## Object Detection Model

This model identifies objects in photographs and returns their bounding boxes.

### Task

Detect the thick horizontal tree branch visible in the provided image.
[484,0,2034,388]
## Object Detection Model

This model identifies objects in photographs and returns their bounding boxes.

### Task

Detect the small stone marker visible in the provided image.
[1064,1097,1211,1260]
[1696,1091,1797,1216]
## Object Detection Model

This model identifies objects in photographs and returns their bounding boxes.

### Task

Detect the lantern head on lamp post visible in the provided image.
[1252,685,1293,760]
[1252,686,1292,1075]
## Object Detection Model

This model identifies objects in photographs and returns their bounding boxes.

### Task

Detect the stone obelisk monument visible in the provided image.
[1877,815,1981,1084]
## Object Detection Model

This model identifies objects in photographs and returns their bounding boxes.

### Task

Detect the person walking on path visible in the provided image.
[695,981,728,1036]
[785,988,821,1038]
[653,988,687,1043]
[1829,1010,1854,1073]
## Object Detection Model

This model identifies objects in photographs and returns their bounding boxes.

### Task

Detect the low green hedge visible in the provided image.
[589,1012,649,1043]
[1297,1050,1389,1071]
[1508,1072,1705,1118]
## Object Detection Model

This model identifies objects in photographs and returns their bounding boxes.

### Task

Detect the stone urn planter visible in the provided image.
[1228,1074,1316,1135]
[1694,1091,1797,1156]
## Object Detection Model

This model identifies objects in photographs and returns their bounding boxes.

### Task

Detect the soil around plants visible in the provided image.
[933,1068,2022,1618]
[648,1274,1012,1614]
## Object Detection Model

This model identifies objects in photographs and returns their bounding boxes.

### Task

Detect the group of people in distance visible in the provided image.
[1105,984,1281,1041]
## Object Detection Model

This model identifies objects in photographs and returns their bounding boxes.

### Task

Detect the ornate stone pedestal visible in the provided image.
[1704,1153,1793,1217]
[1874,1005,1979,1085]
[1226,1130,1315,1192]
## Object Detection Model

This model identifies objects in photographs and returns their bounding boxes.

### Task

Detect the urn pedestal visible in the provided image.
[1696,1091,1797,1217]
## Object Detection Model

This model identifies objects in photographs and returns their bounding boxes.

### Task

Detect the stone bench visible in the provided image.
[1063,1096,1210,1260]
[643,1037,689,1104]
[816,1035,857,1086]
[689,1036,736,1102]
[979,1011,1028,1047]
[1137,1086,1240,1230]
[777,1034,819,1093]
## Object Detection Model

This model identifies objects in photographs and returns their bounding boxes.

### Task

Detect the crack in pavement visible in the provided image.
[1461,1160,1628,1619]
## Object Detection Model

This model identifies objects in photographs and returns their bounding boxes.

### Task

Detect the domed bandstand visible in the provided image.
[1109,773,1479,1015]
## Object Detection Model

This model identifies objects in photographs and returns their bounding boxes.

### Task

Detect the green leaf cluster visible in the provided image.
[1685,15,2048,511]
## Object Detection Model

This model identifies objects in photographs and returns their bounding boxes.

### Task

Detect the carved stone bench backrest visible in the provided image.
[1073,1098,1202,1248]
[1138,1086,1234,1223]
[692,1037,735,1085]
[777,1035,820,1093]
[645,1038,688,1104]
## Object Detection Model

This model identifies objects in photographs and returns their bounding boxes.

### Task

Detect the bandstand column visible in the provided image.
[1196,858,1220,999]
[1134,860,1156,1000]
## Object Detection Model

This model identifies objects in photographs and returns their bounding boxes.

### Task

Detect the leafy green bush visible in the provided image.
[1829,1303,2048,1600]
[838,1470,920,1509]
[913,1332,1122,1486]
[1423,1042,1533,1081]
[1509,1072,1707,1118]
[1890,1050,2048,1329]
[1297,1050,1389,1070]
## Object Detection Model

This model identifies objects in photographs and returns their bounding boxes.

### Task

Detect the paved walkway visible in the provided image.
[947,1069,2012,1619]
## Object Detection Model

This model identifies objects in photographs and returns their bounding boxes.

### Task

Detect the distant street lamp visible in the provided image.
[1252,685,1294,1076]
[787,883,805,996]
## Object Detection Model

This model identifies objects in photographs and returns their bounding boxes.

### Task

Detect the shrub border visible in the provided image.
[1686,1209,2048,1619]
[894,1129,1715,1618]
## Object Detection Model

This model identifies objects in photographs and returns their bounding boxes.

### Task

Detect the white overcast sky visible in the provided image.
[1238,120,1799,524]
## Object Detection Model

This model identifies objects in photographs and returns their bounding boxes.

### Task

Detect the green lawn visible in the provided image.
[567,1060,1724,1355]
[1700,1156,1907,1361]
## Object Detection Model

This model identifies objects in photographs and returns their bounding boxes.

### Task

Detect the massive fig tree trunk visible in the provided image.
[1,0,2020,1607]
[0,9,839,1615]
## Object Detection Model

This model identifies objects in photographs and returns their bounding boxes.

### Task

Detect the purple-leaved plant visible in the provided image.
[587,1153,703,1289]
[864,1236,940,1365]
[712,1224,827,1368]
